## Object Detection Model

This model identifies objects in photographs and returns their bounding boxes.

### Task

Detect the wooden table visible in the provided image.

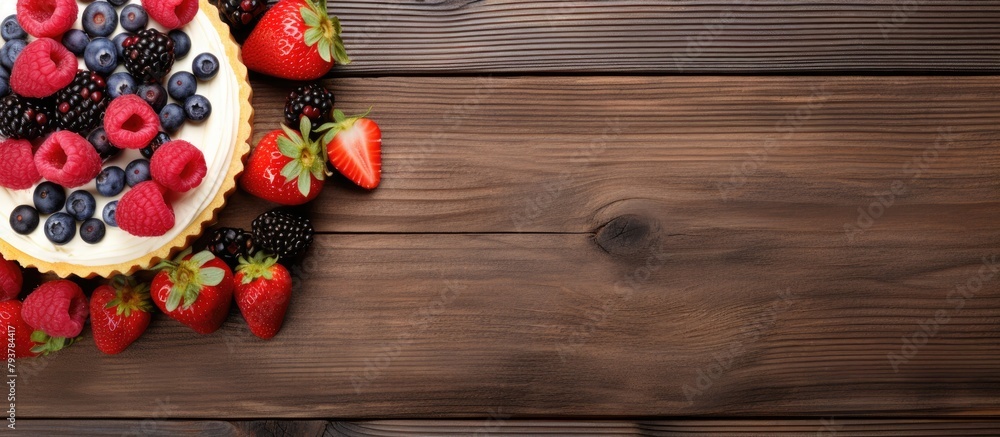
[20,1,1000,435]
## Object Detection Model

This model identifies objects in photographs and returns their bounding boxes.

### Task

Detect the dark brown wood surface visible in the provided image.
[16,419,1000,436]
[15,76,1000,420]
[14,0,1000,433]
[329,0,1000,74]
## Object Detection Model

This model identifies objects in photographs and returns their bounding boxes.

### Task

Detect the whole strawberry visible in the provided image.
[0,301,41,358]
[239,117,327,205]
[234,252,293,339]
[21,280,88,355]
[0,253,23,302]
[90,276,153,355]
[152,249,234,334]
[241,0,350,80]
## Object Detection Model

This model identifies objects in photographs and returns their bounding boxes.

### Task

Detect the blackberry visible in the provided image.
[53,70,108,133]
[284,83,333,133]
[122,28,175,83]
[207,227,255,268]
[0,94,54,140]
[251,209,314,260]
[213,0,268,36]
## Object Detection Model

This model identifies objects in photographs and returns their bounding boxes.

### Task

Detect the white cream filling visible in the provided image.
[0,0,239,266]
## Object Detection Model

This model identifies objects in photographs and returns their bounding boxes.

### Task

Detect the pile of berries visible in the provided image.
[0,208,312,358]
[0,0,224,244]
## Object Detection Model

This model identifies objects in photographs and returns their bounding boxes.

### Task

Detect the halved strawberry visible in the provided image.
[319,109,382,190]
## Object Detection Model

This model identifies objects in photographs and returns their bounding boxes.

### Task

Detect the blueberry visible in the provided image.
[167,71,197,101]
[80,218,106,244]
[141,132,170,159]
[106,72,136,99]
[1,16,26,42]
[0,39,26,71]
[137,83,167,112]
[112,32,133,59]
[65,190,97,221]
[96,166,126,197]
[84,37,118,77]
[33,182,66,215]
[108,0,129,7]
[192,53,219,80]
[103,201,119,227]
[82,1,118,38]
[184,95,212,122]
[169,30,191,59]
[9,205,38,235]
[44,213,76,245]
[125,159,151,187]
[87,127,122,161]
[159,103,185,133]
[62,29,91,57]
[0,68,7,98]
[119,4,148,33]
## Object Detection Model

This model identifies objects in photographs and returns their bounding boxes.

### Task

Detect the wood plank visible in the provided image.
[326,0,1000,74]
[13,231,1000,417]
[16,419,1000,436]
[223,75,1000,236]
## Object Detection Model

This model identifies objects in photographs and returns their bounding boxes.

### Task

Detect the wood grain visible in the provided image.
[13,230,1000,417]
[223,75,1000,236]
[326,0,1000,74]
[16,419,1000,435]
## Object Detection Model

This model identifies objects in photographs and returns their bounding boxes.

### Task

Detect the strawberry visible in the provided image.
[90,276,153,355]
[234,252,293,339]
[241,0,350,80]
[151,249,234,334]
[319,109,382,190]
[0,301,40,358]
[239,117,327,205]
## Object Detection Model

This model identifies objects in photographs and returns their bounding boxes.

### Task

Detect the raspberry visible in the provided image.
[117,181,175,237]
[34,131,103,188]
[10,38,77,98]
[0,254,22,302]
[16,0,78,39]
[0,139,41,190]
[142,0,198,30]
[22,279,88,338]
[104,94,160,149]
[150,140,206,192]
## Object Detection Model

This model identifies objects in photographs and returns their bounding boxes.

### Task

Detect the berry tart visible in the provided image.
[0,0,252,278]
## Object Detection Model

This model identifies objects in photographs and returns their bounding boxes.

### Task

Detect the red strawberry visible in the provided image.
[241,0,350,80]
[90,276,153,355]
[0,253,23,302]
[239,118,326,205]
[234,252,292,339]
[0,301,40,358]
[151,249,234,334]
[319,109,382,189]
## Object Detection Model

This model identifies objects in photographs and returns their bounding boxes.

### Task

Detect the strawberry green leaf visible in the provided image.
[277,135,300,159]
[281,160,304,182]
[199,267,226,287]
[297,171,311,197]
[301,7,321,27]
[304,28,323,46]
[166,289,183,312]
[190,250,215,267]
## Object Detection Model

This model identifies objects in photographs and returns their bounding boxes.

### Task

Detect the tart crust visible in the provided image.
[0,0,254,278]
